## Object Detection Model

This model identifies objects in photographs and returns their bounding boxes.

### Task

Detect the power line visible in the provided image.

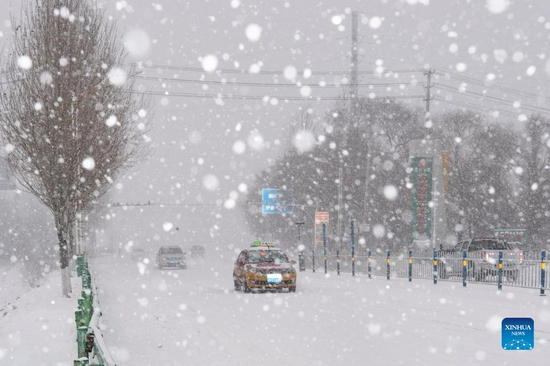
[434,70,550,104]
[2,61,547,120]
[433,96,521,119]
[134,89,426,101]
[435,83,550,115]
[133,62,549,108]
[135,75,422,89]
[130,62,426,76]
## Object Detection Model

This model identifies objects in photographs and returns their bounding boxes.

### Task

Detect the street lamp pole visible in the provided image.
[295,221,306,272]
[295,221,305,242]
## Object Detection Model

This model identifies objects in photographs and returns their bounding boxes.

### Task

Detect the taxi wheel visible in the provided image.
[242,277,251,293]
[289,286,296,293]
[234,279,241,291]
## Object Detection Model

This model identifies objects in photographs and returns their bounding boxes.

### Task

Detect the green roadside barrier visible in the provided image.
[73,254,115,366]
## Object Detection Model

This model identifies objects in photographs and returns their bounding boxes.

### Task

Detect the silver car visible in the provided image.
[156,246,187,269]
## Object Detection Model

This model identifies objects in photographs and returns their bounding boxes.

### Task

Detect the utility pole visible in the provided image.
[420,68,447,250]
[423,68,435,113]
[350,11,359,116]
[350,10,371,238]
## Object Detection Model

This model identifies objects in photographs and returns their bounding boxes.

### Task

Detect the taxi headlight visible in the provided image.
[285,267,296,274]
[249,267,261,274]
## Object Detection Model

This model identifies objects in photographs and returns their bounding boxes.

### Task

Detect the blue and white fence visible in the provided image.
[300,249,549,295]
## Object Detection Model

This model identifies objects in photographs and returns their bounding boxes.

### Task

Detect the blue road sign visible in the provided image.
[262,189,293,214]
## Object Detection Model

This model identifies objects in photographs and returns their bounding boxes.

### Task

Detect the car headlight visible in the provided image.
[249,267,261,274]
[286,267,296,274]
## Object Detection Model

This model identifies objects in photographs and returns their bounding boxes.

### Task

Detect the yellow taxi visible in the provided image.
[233,242,297,293]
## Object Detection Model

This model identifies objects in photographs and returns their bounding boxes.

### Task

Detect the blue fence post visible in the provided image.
[541,251,547,297]
[433,250,438,284]
[462,251,467,287]
[312,250,315,273]
[367,249,372,279]
[408,250,413,282]
[351,220,356,277]
[323,223,327,274]
[497,251,503,291]
[337,250,340,275]
[386,250,391,280]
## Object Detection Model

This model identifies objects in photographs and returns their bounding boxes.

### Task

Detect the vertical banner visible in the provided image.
[409,157,433,243]
[314,212,329,243]
[441,151,450,197]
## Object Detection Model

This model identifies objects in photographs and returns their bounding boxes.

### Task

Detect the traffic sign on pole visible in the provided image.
[315,211,329,243]
[261,189,293,214]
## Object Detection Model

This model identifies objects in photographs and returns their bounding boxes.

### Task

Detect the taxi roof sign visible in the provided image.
[251,241,276,248]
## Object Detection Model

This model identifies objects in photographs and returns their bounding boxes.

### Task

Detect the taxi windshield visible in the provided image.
[248,250,289,264]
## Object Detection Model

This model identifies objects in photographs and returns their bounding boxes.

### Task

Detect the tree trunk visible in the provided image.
[68,223,74,259]
[62,267,71,297]
[57,227,72,298]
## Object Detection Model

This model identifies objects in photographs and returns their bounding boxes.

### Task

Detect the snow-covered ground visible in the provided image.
[90,249,549,366]
[0,248,548,366]
[0,264,79,366]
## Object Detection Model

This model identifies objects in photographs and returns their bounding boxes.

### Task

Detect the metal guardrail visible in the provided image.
[301,250,548,295]
[74,255,117,366]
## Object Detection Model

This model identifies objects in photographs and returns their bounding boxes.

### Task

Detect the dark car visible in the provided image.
[156,246,187,269]
[233,242,297,293]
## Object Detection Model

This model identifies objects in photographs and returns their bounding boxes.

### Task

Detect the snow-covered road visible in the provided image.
[91,251,550,366]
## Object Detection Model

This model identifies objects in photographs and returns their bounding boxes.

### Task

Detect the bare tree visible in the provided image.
[0,0,150,297]
[431,111,518,240]
[515,115,550,250]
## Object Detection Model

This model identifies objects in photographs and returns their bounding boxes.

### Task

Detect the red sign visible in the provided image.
[315,211,329,224]
[315,212,329,243]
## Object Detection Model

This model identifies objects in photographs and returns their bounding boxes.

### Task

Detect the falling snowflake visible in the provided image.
[82,157,95,170]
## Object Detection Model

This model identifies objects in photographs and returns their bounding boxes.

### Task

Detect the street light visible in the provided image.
[295,221,306,272]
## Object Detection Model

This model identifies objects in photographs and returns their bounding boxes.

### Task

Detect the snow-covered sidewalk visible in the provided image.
[0,266,80,366]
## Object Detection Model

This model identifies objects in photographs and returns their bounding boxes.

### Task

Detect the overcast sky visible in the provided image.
[1,0,549,247]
